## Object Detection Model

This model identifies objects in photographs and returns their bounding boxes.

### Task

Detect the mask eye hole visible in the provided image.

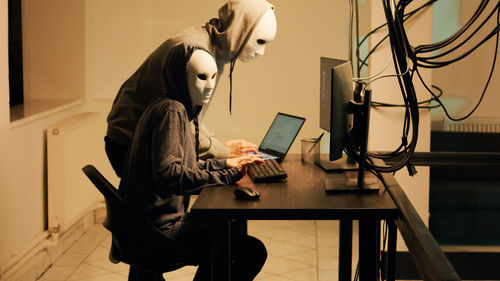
[211,73,217,79]
[197,74,207,80]
[257,39,266,45]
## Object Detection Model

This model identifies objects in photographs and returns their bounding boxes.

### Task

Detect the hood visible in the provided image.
[206,0,274,64]
[160,44,210,120]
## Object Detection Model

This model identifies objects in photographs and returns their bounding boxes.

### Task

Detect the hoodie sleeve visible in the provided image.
[152,108,242,196]
[198,158,227,171]
[195,122,230,160]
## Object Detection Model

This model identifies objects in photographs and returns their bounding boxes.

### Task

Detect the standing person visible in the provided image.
[118,45,267,281]
[105,0,277,177]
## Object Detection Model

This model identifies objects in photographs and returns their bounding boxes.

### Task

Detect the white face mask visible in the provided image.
[238,9,277,63]
[187,50,218,106]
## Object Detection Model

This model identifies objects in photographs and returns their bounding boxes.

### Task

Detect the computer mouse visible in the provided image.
[234,186,260,200]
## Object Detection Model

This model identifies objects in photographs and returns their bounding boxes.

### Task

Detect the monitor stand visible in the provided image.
[324,172,379,193]
[323,88,380,193]
[317,154,358,172]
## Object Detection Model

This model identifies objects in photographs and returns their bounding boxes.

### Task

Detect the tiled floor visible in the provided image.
[37,220,359,281]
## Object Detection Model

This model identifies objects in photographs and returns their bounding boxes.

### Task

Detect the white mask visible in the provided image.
[187,50,218,106]
[238,9,277,63]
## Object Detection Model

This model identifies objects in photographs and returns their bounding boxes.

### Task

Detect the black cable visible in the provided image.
[415,0,490,53]
[358,0,436,48]
[415,10,499,122]
[380,221,388,281]
[417,2,500,68]
[417,24,499,68]
[349,0,354,74]
[354,260,360,281]
[352,0,498,173]
[417,2,499,61]
[355,0,361,77]
[364,0,420,173]
[371,85,443,108]
[358,0,437,70]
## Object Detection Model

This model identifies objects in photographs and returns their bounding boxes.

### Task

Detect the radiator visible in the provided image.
[444,118,500,133]
[47,112,104,233]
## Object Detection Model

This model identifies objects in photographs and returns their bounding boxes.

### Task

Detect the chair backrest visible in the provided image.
[82,165,124,206]
[81,164,161,236]
[81,164,192,269]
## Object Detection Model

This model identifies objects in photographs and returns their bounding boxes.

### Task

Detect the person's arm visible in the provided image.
[197,158,226,171]
[153,110,241,195]
[195,123,258,159]
[196,123,230,160]
[223,139,258,157]
[199,155,263,171]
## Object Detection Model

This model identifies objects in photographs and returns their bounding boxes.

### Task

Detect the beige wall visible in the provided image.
[202,0,352,148]
[432,0,500,119]
[22,0,84,102]
[85,0,352,150]
[0,1,92,272]
[1,0,355,270]
[1,0,499,274]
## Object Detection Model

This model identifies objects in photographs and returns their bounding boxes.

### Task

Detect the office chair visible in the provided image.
[81,164,197,278]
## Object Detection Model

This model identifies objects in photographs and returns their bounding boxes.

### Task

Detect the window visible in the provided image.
[8,0,24,107]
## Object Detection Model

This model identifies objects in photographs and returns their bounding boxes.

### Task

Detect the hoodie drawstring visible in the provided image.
[228,59,236,115]
[193,116,200,162]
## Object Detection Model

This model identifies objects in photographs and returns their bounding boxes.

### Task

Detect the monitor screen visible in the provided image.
[260,113,305,154]
[319,57,354,161]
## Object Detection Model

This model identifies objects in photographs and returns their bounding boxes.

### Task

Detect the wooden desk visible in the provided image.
[190,155,399,281]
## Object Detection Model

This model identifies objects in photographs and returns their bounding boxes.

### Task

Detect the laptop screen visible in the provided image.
[259,113,305,155]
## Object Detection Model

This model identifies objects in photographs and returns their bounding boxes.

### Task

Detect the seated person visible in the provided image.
[118,45,266,281]
[105,0,277,177]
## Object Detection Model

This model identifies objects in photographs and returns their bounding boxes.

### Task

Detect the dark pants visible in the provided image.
[104,136,129,178]
[127,216,267,281]
[106,136,267,280]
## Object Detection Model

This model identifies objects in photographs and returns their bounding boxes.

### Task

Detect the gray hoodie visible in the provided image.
[117,44,243,235]
[106,0,274,158]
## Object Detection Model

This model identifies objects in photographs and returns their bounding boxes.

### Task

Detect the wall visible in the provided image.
[0,0,357,272]
[432,0,500,119]
[2,0,497,276]
[22,0,84,102]
[0,1,102,275]
[85,0,352,152]
[84,0,433,254]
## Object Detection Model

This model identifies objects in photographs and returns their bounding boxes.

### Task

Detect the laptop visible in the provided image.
[251,112,306,163]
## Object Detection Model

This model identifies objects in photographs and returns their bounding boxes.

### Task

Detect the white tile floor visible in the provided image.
[37,220,360,281]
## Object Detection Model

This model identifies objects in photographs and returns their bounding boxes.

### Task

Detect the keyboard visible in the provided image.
[248,158,287,183]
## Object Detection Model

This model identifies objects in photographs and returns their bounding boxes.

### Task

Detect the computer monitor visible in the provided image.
[319,57,357,170]
[318,57,379,192]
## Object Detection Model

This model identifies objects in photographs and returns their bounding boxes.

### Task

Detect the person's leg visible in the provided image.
[165,217,213,281]
[104,136,128,177]
[166,216,267,281]
[230,234,267,281]
[127,265,165,281]
[192,264,211,281]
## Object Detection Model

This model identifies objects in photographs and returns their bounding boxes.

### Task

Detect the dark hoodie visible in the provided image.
[117,44,243,235]
[106,0,275,158]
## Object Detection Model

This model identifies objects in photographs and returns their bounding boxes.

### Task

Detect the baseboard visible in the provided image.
[1,203,105,281]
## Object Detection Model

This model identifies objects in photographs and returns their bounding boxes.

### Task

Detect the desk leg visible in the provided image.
[339,220,352,281]
[387,220,397,281]
[231,219,247,235]
[359,219,378,281]
[211,218,231,281]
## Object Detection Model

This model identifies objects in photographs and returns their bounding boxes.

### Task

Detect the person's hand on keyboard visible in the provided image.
[226,154,263,175]
[224,139,258,157]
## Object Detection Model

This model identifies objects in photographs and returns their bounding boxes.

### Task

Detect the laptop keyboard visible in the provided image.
[248,158,287,183]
